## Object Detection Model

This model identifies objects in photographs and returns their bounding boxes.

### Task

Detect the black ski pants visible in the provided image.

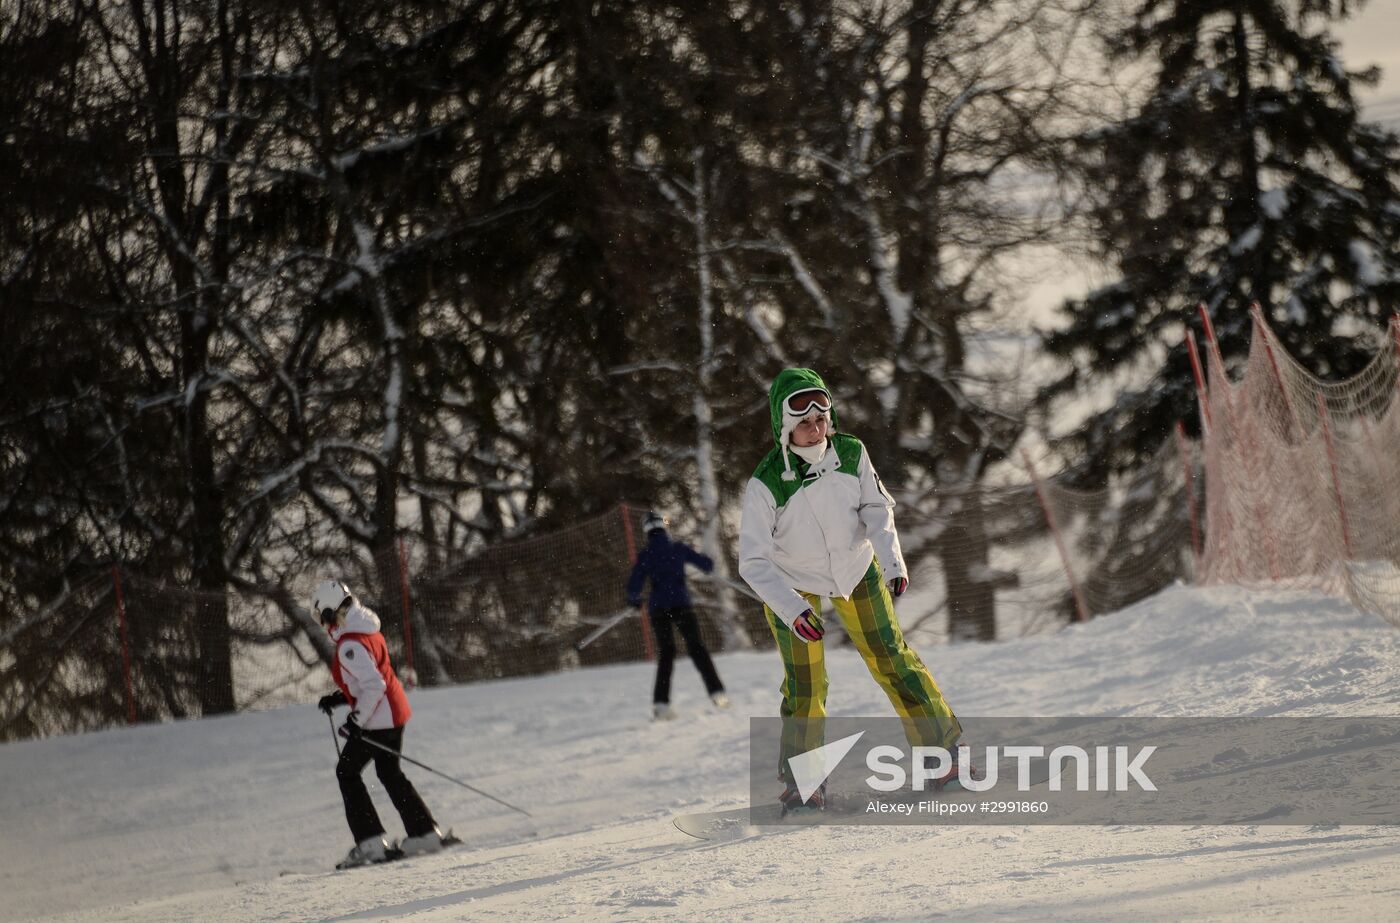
[336,725,437,843]
[650,605,725,704]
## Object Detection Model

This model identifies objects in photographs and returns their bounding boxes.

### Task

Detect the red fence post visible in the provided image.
[619,504,656,660]
[397,537,416,688]
[111,566,136,725]
[1175,421,1202,566]
[1186,330,1212,432]
[1198,302,1225,371]
[1022,451,1089,623]
[1316,395,1355,560]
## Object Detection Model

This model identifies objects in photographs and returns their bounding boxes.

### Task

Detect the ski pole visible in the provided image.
[328,712,341,758]
[575,607,635,651]
[354,734,533,818]
[694,572,762,602]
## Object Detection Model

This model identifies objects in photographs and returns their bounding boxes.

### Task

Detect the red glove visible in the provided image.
[888,576,908,598]
[792,610,823,642]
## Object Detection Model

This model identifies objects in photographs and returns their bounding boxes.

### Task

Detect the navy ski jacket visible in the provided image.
[626,531,714,610]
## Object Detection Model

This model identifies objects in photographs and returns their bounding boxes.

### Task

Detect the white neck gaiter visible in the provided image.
[789,438,828,467]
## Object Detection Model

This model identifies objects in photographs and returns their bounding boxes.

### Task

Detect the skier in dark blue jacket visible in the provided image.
[626,512,729,719]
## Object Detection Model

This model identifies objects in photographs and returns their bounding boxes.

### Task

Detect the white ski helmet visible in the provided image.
[642,511,667,534]
[311,579,353,625]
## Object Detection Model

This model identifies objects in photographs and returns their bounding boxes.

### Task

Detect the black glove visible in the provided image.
[629,599,643,609]
[318,690,348,715]
[338,710,363,740]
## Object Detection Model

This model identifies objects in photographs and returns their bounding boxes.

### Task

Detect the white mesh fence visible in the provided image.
[1198,307,1400,626]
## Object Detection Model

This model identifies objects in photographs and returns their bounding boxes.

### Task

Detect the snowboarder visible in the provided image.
[626,511,730,720]
[737,368,970,812]
[312,579,446,868]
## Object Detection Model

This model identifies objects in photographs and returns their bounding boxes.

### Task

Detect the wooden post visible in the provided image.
[111,566,136,726]
[1175,422,1202,566]
[1316,395,1354,560]
[1022,451,1088,622]
[397,537,416,687]
[619,504,656,660]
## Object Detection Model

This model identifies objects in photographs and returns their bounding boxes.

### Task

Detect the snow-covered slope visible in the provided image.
[5,584,1400,922]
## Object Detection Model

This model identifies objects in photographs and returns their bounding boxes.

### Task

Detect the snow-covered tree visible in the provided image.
[239,1,568,682]
[1045,0,1400,471]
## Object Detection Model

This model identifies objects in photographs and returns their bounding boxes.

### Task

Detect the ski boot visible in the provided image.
[653,702,677,721]
[399,825,448,857]
[778,781,827,817]
[710,692,731,710]
[336,834,391,869]
[931,744,985,792]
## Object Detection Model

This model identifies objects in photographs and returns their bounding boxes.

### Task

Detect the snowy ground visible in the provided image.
[5,584,1400,922]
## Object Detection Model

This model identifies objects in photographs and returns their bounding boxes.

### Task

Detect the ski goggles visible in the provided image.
[783,389,832,418]
[319,599,350,626]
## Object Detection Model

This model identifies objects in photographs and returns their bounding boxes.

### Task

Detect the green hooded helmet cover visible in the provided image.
[755,368,862,507]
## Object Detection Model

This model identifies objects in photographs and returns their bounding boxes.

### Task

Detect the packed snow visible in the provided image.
[5,583,1400,922]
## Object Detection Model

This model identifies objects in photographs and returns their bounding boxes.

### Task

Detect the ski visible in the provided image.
[335,832,463,870]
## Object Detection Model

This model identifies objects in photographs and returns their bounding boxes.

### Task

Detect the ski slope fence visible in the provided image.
[1196,306,1400,623]
[14,307,1400,739]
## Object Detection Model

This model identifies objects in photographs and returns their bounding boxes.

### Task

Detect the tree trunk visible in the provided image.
[132,0,237,714]
[937,489,996,642]
[185,322,236,714]
[690,150,750,649]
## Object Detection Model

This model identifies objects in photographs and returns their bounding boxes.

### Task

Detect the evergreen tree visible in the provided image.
[1045,0,1400,472]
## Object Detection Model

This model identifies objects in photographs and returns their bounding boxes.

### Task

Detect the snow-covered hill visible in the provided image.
[5,584,1400,922]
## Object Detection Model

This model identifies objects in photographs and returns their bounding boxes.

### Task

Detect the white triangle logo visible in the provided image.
[787,731,866,802]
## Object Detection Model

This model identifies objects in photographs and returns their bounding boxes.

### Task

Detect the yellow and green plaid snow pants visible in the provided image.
[766,559,961,781]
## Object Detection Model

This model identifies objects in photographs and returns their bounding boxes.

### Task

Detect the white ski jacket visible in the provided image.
[739,435,907,627]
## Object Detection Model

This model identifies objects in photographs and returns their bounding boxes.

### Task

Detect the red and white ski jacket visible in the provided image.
[329,603,412,730]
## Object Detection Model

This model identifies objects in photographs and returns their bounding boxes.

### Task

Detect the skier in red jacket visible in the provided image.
[313,579,445,869]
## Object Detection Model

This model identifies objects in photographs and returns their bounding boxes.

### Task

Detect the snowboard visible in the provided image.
[672,803,815,842]
[674,759,1057,842]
